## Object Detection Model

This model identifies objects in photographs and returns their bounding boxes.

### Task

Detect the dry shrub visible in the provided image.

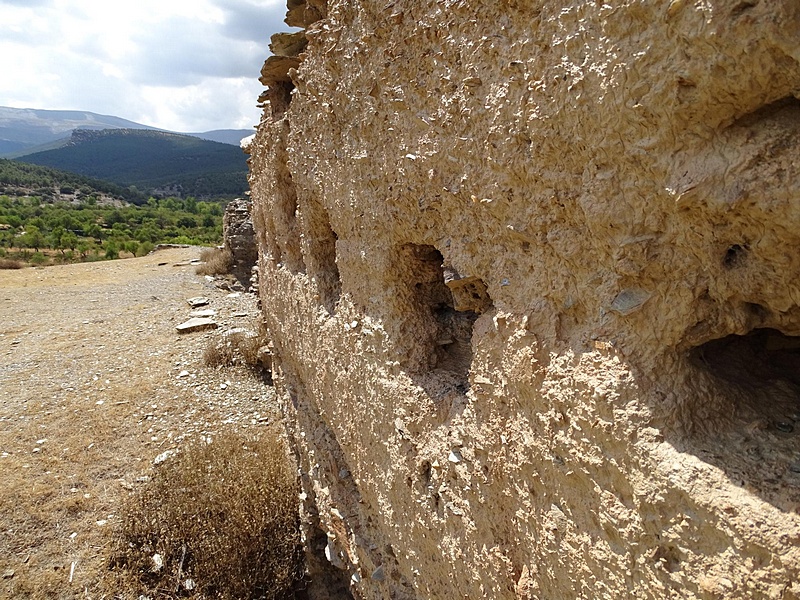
[196,247,233,276]
[204,321,271,372]
[0,257,24,269]
[110,430,303,599]
[203,337,236,367]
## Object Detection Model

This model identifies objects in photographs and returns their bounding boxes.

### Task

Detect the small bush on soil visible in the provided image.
[196,247,233,276]
[204,320,271,373]
[110,430,303,599]
[203,338,236,367]
[0,258,24,269]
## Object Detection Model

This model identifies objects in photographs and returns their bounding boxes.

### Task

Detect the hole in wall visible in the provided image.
[271,80,296,117]
[305,205,341,313]
[728,95,800,130]
[272,122,306,274]
[405,244,493,383]
[689,328,800,423]
[251,202,281,265]
[731,0,757,18]
[300,520,354,600]
[668,326,800,510]
[722,243,748,269]
[653,544,682,573]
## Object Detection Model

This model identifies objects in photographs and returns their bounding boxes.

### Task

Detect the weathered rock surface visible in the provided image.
[249,0,800,598]
[223,198,258,287]
[176,317,217,333]
[186,296,210,308]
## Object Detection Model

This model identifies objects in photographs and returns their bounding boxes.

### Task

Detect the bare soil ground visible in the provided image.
[0,247,277,599]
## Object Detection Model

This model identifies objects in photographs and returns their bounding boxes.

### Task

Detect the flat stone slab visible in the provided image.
[189,308,217,318]
[186,296,210,307]
[176,317,218,333]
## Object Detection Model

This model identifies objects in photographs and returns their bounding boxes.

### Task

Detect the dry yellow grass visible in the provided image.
[0,257,24,269]
[0,383,157,598]
[196,247,233,276]
[203,319,271,373]
[109,430,303,599]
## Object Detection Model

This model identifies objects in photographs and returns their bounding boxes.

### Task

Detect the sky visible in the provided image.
[0,0,291,133]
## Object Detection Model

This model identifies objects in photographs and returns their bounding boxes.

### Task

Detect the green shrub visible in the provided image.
[137,241,155,256]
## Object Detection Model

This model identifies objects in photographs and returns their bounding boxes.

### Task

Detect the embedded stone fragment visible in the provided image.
[175,317,217,333]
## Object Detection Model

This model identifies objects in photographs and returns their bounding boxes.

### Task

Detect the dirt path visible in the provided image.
[0,247,277,599]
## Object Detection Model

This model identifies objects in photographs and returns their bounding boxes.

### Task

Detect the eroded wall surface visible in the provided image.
[248,1,800,597]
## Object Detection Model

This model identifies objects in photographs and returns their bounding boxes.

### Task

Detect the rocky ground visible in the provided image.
[0,246,278,598]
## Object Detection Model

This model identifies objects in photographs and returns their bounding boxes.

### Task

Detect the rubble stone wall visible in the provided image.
[248,1,800,598]
[222,197,258,287]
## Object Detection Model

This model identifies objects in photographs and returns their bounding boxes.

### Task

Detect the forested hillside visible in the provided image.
[0,158,146,203]
[18,129,248,198]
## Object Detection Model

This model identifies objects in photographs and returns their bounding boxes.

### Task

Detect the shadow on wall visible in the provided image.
[661,327,800,512]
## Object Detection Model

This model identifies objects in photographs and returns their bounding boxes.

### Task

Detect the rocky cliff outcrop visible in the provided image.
[248,1,800,598]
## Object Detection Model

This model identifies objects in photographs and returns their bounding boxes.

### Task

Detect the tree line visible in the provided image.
[0,194,224,266]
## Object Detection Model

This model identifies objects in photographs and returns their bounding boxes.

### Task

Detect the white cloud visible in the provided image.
[0,0,289,132]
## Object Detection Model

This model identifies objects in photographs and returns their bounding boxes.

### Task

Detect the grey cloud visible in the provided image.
[0,0,279,131]
[214,1,292,43]
[124,17,266,86]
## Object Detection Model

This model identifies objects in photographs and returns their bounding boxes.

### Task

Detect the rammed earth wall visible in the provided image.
[247,1,800,597]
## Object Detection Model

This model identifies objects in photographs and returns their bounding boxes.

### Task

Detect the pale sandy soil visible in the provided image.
[0,247,277,599]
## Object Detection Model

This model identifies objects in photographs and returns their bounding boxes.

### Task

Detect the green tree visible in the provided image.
[62,231,78,252]
[22,225,45,252]
[77,240,91,258]
[104,240,119,259]
[48,226,65,254]
[137,241,154,256]
[123,240,139,257]
[86,223,103,241]
[177,215,197,229]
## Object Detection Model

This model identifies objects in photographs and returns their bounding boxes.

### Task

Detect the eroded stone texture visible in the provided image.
[249,0,800,598]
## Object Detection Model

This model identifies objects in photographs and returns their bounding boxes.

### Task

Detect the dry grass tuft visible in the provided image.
[109,430,303,599]
[0,257,24,269]
[203,338,236,367]
[204,320,272,373]
[196,247,233,276]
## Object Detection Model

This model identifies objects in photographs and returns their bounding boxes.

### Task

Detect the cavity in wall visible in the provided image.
[401,244,493,385]
[301,199,341,313]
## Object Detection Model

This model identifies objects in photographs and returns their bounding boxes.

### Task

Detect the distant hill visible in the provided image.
[0,106,252,155]
[190,129,254,146]
[0,158,146,204]
[0,107,159,156]
[18,129,248,198]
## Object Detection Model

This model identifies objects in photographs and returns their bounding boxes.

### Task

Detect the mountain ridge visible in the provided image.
[18,128,248,198]
[0,106,252,156]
